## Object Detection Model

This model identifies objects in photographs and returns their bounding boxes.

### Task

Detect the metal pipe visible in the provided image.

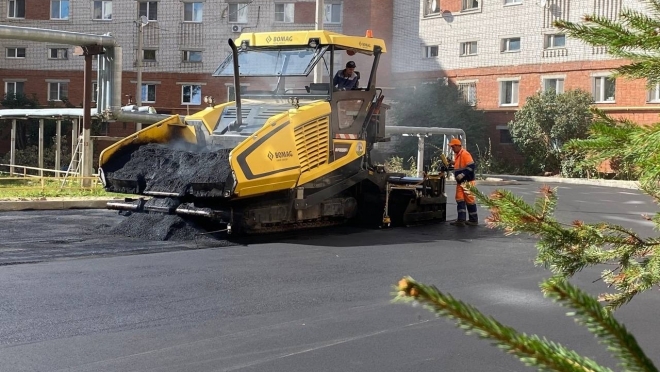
[417,135,424,178]
[384,126,466,137]
[0,25,116,46]
[228,38,243,128]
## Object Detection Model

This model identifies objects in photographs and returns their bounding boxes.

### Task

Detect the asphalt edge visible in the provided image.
[0,175,641,212]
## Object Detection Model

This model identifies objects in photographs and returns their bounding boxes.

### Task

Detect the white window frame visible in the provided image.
[498,78,520,106]
[501,37,521,53]
[139,1,158,21]
[545,34,566,49]
[504,0,522,4]
[48,48,68,60]
[6,47,26,58]
[48,81,69,101]
[51,0,69,20]
[8,0,25,18]
[182,50,202,62]
[424,0,441,16]
[5,81,25,96]
[93,0,112,20]
[460,41,477,56]
[647,82,660,103]
[592,75,616,103]
[184,2,203,22]
[424,46,439,58]
[462,0,479,11]
[181,84,202,105]
[542,76,565,93]
[141,83,156,103]
[227,84,249,102]
[324,3,342,24]
[228,3,248,23]
[457,81,477,106]
[274,3,294,23]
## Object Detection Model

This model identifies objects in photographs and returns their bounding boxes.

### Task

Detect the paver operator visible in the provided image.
[448,138,478,226]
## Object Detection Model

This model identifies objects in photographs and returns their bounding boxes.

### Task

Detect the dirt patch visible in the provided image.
[102,143,234,196]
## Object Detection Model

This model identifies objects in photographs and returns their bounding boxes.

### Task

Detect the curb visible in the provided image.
[481,174,640,190]
[0,199,116,212]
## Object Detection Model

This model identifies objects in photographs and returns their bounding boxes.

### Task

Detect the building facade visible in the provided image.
[391,0,660,160]
[0,0,393,116]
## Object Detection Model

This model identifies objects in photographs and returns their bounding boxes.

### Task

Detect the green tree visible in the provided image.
[507,89,594,176]
[393,1,660,370]
[390,82,488,167]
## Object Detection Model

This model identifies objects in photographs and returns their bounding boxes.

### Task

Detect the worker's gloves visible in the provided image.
[455,174,464,182]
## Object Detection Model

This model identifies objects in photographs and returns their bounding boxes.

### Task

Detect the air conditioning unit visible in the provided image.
[231,25,243,33]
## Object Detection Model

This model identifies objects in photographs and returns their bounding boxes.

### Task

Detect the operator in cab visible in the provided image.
[333,61,359,91]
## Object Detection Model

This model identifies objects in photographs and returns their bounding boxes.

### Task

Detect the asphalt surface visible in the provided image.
[0,182,658,372]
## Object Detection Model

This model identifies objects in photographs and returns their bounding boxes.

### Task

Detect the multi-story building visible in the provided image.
[0,0,393,116]
[391,0,659,160]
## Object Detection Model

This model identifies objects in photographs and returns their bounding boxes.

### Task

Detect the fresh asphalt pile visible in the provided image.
[101,143,234,196]
[106,213,232,243]
[100,142,237,244]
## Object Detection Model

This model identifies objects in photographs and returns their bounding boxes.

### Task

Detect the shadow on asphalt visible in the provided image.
[227,222,507,248]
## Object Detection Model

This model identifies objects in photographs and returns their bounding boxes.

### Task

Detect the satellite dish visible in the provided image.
[539,0,548,8]
[140,15,149,26]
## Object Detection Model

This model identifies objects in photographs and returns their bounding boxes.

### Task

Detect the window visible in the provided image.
[460,41,477,56]
[324,3,341,23]
[228,3,248,23]
[545,34,566,49]
[48,48,68,60]
[424,0,441,15]
[182,84,201,104]
[593,76,615,102]
[183,50,202,62]
[51,0,69,19]
[498,126,513,144]
[184,2,203,22]
[8,0,25,18]
[504,0,522,4]
[93,0,112,20]
[143,49,156,61]
[501,37,521,52]
[141,84,156,103]
[458,82,477,106]
[274,3,294,23]
[647,82,660,102]
[6,47,26,58]
[543,78,564,93]
[499,80,519,105]
[48,82,69,101]
[139,1,157,21]
[227,85,247,102]
[92,82,98,102]
[462,0,479,10]
[5,81,25,96]
[424,46,439,58]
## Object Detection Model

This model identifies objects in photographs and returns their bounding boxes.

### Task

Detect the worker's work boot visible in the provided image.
[465,220,479,226]
[450,220,465,226]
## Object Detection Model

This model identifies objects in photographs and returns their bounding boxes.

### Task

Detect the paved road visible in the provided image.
[0,182,658,372]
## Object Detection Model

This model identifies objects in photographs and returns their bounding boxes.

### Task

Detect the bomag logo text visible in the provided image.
[274,151,293,159]
[359,42,372,49]
[273,36,293,42]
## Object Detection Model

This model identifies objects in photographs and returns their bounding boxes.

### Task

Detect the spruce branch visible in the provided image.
[393,277,613,372]
[540,277,658,372]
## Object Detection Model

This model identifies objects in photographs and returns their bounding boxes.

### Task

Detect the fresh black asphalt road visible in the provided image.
[0,182,658,372]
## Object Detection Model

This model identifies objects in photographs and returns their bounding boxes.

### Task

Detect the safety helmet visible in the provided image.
[449,138,462,147]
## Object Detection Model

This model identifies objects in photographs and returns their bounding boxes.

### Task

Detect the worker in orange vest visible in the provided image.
[448,138,478,226]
